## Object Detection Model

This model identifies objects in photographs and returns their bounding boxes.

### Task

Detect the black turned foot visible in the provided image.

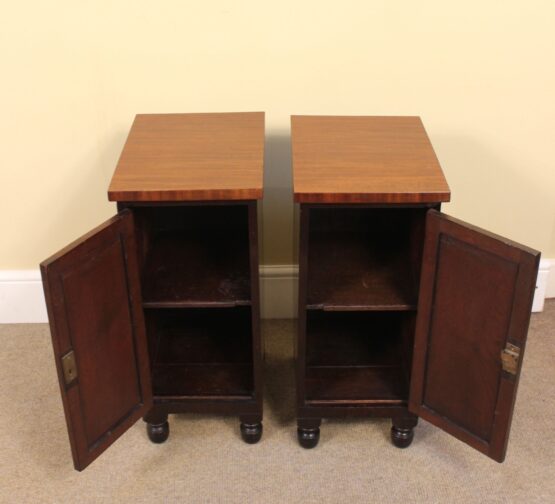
[240,422,263,444]
[297,418,321,449]
[298,427,320,449]
[391,426,414,448]
[147,421,169,444]
[391,415,417,448]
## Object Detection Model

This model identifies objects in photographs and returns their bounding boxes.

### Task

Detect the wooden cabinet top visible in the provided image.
[292,115,451,204]
[108,112,264,202]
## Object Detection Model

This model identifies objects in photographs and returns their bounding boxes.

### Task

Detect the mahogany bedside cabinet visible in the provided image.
[291,115,539,462]
[41,112,265,471]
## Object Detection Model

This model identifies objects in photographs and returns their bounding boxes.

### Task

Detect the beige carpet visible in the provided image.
[0,301,554,503]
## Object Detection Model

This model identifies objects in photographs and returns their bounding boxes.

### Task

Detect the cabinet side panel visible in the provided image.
[296,205,310,410]
[248,201,263,409]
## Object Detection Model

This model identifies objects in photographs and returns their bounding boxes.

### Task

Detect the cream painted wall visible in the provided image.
[1,1,554,268]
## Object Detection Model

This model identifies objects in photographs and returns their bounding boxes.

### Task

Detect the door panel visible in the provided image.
[409,210,539,462]
[41,211,152,471]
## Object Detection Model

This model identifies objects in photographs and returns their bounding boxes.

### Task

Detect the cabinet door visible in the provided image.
[409,210,539,462]
[41,210,152,471]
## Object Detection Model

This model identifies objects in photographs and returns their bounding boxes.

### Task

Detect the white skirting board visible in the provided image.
[259,265,298,319]
[0,260,552,323]
[0,270,48,324]
[533,259,553,312]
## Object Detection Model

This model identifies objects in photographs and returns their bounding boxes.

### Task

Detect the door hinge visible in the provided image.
[61,350,78,385]
[501,343,520,375]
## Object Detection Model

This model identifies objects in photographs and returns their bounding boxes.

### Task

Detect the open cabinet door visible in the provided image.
[409,210,540,462]
[41,210,152,471]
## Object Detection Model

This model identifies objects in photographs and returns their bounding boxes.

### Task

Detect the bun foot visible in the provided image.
[147,421,169,444]
[298,427,320,449]
[240,422,263,444]
[391,426,414,448]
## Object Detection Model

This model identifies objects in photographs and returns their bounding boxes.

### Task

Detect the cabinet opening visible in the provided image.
[304,311,414,405]
[145,307,254,399]
[306,207,427,311]
[134,204,251,308]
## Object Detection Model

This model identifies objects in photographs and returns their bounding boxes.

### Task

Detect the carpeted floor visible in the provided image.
[0,301,554,503]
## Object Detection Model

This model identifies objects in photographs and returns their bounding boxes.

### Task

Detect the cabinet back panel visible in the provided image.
[306,207,427,310]
[304,311,410,404]
[134,205,251,306]
[134,204,249,233]
[306,311,405,367]
[146,307,254,398]
[146,307,252,365]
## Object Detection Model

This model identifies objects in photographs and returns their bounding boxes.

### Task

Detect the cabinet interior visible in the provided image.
[305,311,415,405]
[145,307,253,398]
[304,206,426,406]
[135,204,251,308]
[307,207,426,311]
[133,204,254,400]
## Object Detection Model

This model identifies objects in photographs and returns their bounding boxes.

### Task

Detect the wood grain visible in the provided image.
[108,112,264,202]
[292,116,451,203]
[409,210,540,462]
[141,232,251,308]
[140,201,264,436]
[40,210,152,471]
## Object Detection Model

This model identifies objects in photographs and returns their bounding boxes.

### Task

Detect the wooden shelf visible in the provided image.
[153,364,253,399]
[305,311,409,405]
[305,367,408,405]
[148,307,254,398]
[306,231,416,311]
[142,231,250,308]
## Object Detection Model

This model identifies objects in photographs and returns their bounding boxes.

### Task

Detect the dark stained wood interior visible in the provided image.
[135,205,251,308]
[305,311,410,405]
[306,367,408,404]
[153,364,253,399]
[132,200,263,443]
[142,233,250,308]
[132,203,259,402]
[296,203,422,447]
[149,308,252,365]
[307,207,427,311]
[146,307,254,398]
